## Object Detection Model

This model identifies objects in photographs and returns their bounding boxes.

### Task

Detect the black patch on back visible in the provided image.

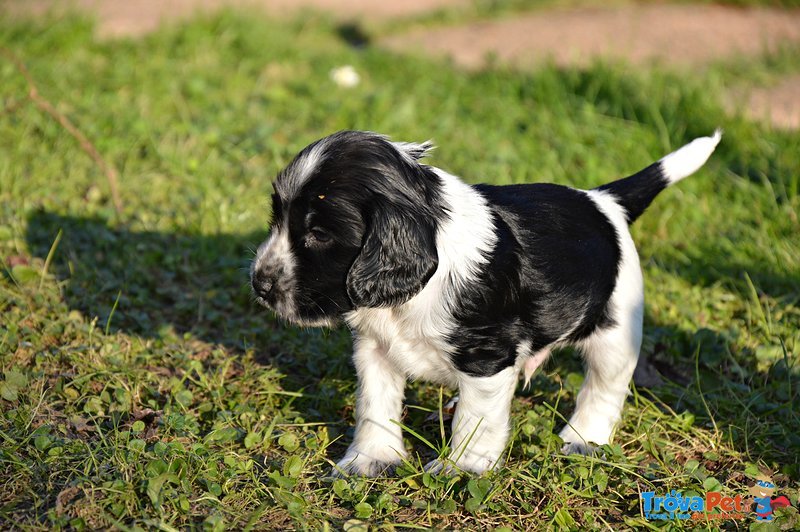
[449,183,621,377]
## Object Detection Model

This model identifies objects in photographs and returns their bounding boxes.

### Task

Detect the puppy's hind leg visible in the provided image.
[559,294,643,454]
[560,188,645,454]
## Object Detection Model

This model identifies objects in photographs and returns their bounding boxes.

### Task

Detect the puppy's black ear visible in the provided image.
[346,205,439,308]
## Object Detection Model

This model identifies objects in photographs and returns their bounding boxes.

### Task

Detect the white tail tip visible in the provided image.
[659,129,722,184]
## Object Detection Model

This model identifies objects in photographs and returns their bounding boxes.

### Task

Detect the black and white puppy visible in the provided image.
[251,129,721,475]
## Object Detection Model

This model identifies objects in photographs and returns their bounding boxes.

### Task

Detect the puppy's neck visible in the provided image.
[429,168,497,293]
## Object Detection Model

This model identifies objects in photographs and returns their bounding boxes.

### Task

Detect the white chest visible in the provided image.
[346,306,458,385]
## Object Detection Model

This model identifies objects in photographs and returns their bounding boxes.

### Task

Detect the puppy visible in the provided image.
[251,129,721,475]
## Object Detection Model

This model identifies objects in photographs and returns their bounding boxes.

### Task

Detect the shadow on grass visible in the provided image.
[518,326,799,477]
[25,210,799,477]
[652,244,799,301]
[25,210,355,426]
[633,324,799,479]
[26,210,267,346]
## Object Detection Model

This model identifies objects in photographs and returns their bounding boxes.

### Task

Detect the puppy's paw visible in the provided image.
[332,451,401,477]
[425,453,498,475]
[560,441,598,456]
[558,426,606,456]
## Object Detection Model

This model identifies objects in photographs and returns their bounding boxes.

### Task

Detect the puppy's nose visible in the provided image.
[252,270,275,300]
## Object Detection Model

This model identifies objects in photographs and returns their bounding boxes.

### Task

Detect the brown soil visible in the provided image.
[8,0,471,37]
[381,4,800,69]
[742,74,800,130]
[380,3,800,130]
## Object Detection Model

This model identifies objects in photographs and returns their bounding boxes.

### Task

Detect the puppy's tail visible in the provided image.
[595,129,722,224]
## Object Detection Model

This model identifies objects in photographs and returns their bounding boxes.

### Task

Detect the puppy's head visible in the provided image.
[251,131,443,326]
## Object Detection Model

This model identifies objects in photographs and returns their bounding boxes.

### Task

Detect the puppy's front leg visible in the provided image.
[428,367,518,474]
[334,336,407,477]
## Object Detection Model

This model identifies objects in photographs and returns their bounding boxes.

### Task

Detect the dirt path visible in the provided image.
[743,74,800,130]
[7,1,800,129]
[8,0,471,37]
[379,3,800,130]
[381,4,800,69]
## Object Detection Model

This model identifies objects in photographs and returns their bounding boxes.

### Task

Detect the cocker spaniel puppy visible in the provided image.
[251,129,721,475]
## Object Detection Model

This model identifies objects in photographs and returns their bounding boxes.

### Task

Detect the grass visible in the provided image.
[1,7,799,530]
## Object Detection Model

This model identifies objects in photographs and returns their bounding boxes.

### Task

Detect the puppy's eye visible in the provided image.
[307,228,332,246]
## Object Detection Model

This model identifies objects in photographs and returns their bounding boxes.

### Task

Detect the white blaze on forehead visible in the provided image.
[274,137,332,202]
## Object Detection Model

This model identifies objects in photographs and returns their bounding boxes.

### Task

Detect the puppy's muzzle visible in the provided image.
[251,268,277,304]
